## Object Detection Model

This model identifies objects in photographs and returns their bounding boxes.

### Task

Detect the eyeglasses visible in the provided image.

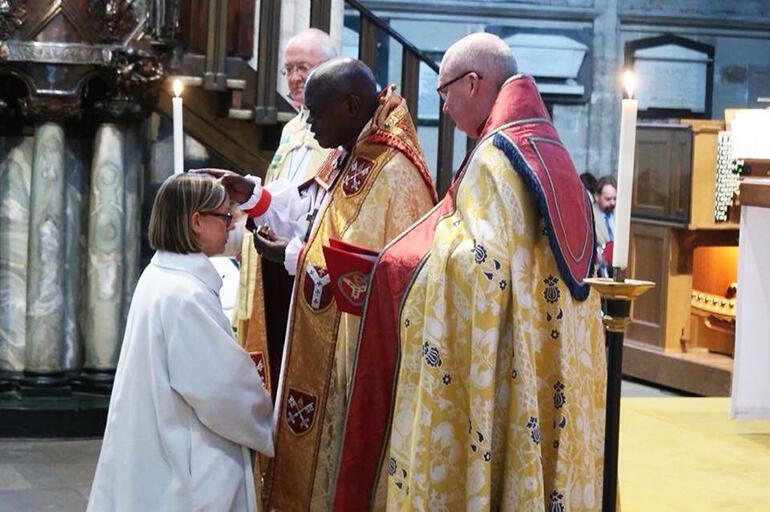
[280,63,312,77]
[202,211,233,228]
[436,70,483,101]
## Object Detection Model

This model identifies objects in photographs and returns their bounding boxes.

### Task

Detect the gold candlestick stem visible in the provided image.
[584,276,655,512]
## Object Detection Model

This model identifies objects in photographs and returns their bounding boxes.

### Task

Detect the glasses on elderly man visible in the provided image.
[280,63,312,77]
[202,211,233,228]
[436,70,483,101]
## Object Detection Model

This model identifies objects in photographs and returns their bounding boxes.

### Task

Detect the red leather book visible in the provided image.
[322,239,379,316]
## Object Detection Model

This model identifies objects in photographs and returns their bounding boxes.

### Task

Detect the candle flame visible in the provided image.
[624,70,635,99]
[173,79,183,98]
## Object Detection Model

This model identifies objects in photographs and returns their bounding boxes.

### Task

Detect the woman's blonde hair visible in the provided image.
[148,173,227,254]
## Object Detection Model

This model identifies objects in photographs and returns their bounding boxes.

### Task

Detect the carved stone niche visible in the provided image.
[0,0,26,41]
[88,0,137,44]
[89,47,168,120]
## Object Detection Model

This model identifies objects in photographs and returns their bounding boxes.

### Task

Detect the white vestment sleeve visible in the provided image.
[165,293,274,457]
[239,175,311,241]
[283,236,304,276]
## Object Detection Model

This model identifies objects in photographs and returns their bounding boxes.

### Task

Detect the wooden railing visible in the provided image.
[325,0,457,194]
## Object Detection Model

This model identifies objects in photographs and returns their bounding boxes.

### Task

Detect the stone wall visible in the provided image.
[359,0,770,177]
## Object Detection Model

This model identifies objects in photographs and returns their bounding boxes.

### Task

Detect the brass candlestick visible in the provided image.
[584,271,654,512]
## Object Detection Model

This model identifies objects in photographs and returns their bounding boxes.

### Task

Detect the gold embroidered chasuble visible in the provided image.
[384,137,606,510]
[265,89,436,511]
[233,113,332,346]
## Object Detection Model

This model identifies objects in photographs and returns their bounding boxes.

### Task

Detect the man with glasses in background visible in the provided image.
[233,29,337,398]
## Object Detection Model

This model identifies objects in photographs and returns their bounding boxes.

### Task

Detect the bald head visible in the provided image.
[306,57,377,102]
[304,58,379,148]
[438,33,518,137]
[442,33,517,90]
[285,28,337,61]
[283,28,338,107]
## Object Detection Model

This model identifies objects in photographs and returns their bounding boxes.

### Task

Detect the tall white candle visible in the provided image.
[172,79,184,174]
[613,70,638,271]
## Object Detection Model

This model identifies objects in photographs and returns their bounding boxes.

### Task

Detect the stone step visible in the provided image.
[228,108,254,120]
[226,78,247,90]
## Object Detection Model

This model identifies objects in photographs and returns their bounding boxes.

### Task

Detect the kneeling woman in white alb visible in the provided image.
[87,173,273,512]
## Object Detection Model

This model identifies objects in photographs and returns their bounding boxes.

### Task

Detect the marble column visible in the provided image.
[62,138,90,373]
[24,124,68,386]
[82,124,125,390]
[122,123,143,329]
[0,137,33,382]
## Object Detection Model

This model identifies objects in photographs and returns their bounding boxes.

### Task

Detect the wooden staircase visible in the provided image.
[165,0,456,192]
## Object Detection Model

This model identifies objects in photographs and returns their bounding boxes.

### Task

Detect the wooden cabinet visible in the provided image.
[633,124,691,223]
[624,119,736,396]
[627,222,692,352]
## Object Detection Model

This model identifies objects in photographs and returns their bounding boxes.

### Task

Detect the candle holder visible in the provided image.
[584,271,654,512]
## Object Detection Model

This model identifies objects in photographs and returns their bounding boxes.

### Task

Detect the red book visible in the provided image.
[322,239,379,316]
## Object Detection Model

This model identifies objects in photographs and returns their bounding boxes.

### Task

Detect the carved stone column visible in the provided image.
[81,124,125,391]
[62,138,89,373]
[23,123,67,387]
[122,123,143,328]
[0,136,33,381]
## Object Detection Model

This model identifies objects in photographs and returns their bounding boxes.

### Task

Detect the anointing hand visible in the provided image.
[189,168,255,204]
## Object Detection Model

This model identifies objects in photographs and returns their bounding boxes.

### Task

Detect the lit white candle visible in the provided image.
[613,70,638,271]
[172,79,184,174]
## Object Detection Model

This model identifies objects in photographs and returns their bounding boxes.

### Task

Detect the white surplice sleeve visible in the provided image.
[164,291,275,457]
[239,175,311,241]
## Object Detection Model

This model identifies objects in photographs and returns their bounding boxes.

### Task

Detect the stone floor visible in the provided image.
[0,378,682,511]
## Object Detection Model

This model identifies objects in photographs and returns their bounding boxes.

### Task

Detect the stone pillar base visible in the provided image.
[19,370,70,395]
[75,368,116,394]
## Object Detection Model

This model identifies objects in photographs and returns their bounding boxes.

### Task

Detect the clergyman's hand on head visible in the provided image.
[252,225,288,264]
[189,168,255,204]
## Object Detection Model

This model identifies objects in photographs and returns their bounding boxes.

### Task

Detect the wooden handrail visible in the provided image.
[204,0,228,90]
[343,0,439,73]
[335,0,455,195]
[254,0,281,124]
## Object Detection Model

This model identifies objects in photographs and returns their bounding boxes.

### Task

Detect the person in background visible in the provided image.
[580,170,598,202]
[87,174,273,512]
[593,174,617,277]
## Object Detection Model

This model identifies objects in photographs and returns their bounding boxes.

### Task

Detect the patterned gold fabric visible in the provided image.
[386,139,606,510]
[266,90,436,511]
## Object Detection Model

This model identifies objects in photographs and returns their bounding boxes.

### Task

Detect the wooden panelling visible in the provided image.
[623,340,732,396]
[628,221,692,352]
[628,222,667,347]
[633,124,692,223]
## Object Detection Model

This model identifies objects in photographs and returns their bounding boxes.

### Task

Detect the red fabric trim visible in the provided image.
[493,78,593,287]
[244,188,272,217]
[333,184,460,511]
